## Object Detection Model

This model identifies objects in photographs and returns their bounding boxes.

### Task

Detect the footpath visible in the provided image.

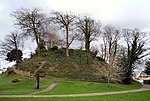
[0,84,150,98]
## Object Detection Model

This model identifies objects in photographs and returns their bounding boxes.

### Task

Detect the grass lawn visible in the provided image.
[0,72,142,95]
[39,80,142,95]
[1,90,150,101]
[0,73,51,95]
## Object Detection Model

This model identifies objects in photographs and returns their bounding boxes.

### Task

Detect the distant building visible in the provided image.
[0,69,2,74]
[2,68,7,73]
[133,71,141,79]
[138,72,150,80]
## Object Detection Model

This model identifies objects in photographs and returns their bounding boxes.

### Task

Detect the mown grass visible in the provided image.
[0,72,142,95]
[1,90,150,101]
[39,80,142,95]
[0,73,51,95]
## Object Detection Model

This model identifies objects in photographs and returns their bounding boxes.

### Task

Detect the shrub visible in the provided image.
[7,67,15,75]
[96,57,105,62]
[12,79,21,83]
[51,46,58,51]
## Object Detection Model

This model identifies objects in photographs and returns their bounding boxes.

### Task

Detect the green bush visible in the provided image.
[96,57,105,62]
[12,78,21,83]
[51,46,58,51]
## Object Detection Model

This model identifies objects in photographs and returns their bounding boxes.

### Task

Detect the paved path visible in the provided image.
[0,86,150,98]
[143,84,150,89]
[29,81,57,95]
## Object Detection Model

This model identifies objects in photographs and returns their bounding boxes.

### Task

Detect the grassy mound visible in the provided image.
[17,48,109,82]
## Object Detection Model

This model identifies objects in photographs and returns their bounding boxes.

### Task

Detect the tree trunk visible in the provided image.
[33,22,40,56]
[35,35,40,55]
[66,27,69,57]
[85,35,90,64]
[85,36,90,52]
[104,44,107,61]
[14,41,19,64]
[107,64,112,84]
[107,73,110,84]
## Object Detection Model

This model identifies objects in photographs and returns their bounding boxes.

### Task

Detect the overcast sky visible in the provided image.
[0,0,150,68]
[1,0,150,36]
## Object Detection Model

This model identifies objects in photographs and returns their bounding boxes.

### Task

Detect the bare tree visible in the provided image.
[103,25,120,63]
[99,44,107,61]
[0,31,23,63]
[11,8,48,55]
[44,29,64,49]
[76,16,101,52]
[101,25,120,84]
[50,11,76,57]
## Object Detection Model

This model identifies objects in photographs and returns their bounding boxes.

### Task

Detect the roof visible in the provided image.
[140,72,147,77]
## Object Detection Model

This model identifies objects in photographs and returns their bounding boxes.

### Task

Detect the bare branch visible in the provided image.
[50,11,76,56]
[76,16,101,52]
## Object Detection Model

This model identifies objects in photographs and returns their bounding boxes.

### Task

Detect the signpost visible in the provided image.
[35,73,40,89]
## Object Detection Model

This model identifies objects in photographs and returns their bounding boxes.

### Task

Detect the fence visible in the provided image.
[14,69,34,77]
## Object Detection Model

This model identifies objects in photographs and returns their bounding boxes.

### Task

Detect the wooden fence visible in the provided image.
[14,69,34,77]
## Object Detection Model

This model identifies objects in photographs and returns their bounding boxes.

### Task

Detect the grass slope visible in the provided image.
[0,73,51,95]
[1,90,150,101]
[39,80,142,95]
